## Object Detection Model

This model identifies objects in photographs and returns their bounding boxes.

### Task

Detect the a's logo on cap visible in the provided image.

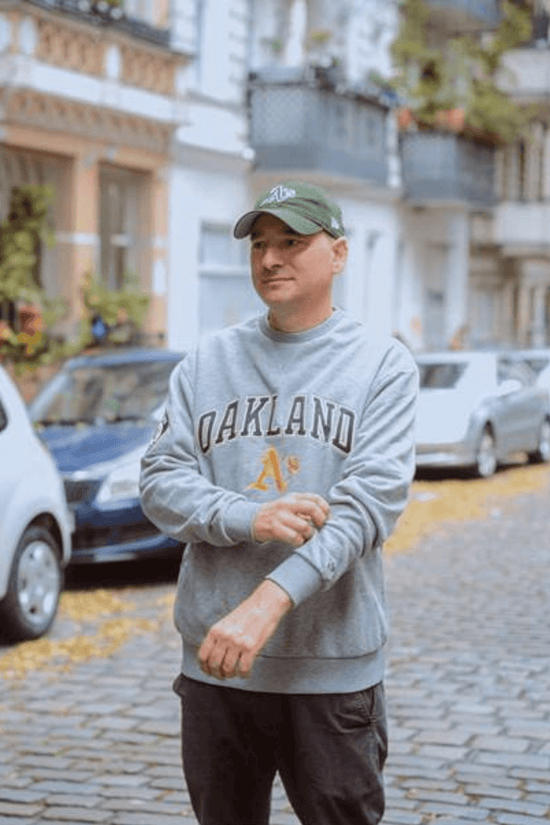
[260,185,297,207]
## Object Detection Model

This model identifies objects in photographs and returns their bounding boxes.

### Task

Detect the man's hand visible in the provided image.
[252,492,330,546]
[198,580,292,680]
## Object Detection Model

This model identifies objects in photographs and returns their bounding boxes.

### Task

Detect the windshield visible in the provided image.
[30,359,178,425]
[418,362,468,390]
[520,356,549,377]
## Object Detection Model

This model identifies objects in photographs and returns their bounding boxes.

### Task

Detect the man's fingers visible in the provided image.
[252,493,330,544]
[295,502,329,528]
[199,635,232,679]
[219,646,242,679]
[288,494,330,523]
[291,492,330,511]
[277,512,315,543]
[199,635,254,680]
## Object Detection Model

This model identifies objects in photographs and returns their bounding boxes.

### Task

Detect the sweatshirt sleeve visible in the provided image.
[139,357,260,546]
[267,343,419,606]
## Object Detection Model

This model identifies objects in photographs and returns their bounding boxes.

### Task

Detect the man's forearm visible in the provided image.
[198,579,293,680]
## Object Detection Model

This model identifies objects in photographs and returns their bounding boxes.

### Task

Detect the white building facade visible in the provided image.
[167,0,514,354]
[167,0,409,353]
[2,0,528,353]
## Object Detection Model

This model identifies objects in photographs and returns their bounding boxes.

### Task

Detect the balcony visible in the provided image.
[424,0,500,32]
[400,132,496,207]
[499,47,550,100]
[22,0,170,47]
[248,70,389,186]
[495,202,550,251]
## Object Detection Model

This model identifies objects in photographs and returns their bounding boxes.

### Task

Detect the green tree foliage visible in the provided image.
[0,185,55,305]
[0,185,67,371]
[391,0,537,144]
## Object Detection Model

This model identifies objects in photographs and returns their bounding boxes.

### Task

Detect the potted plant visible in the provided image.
[80,270,150,349]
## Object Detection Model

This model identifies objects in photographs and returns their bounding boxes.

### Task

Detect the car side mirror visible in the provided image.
[497,378,522,396]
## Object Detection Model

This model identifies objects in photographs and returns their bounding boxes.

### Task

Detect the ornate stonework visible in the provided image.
[35,17,105,76]
[13,7,180,96]
[5,90,173,155]
[120,44,177,96]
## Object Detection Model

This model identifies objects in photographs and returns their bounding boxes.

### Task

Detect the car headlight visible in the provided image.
[94,448,146,505]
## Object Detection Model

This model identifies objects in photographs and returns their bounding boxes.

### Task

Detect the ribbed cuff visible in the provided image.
[267,553,323,607]
[223,499,261,543]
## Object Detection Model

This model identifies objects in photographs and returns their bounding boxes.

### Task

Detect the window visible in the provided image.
[30,360,178,425]
[497,359,533,388]
[418,362,467,390]
[500,124,547,202]
[523,356,550,377]
[199,223,264,335]
[99,167,144,290]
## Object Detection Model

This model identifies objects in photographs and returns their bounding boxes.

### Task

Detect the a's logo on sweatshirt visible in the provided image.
[247,447,300,493]
[197,394,355,456]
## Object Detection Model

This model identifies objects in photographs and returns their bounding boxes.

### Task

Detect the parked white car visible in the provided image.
[415,351,550,477]
[0,366,73,641]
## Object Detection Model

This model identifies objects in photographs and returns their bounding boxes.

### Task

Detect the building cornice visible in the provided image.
[0,3,191,99]
[2,87,174,155]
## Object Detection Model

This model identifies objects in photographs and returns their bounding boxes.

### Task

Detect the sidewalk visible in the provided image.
[0,479,549,824]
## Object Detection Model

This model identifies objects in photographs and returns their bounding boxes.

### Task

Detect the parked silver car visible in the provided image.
[414,351,550,477]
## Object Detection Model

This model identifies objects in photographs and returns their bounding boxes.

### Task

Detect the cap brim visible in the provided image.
[233,208,323,239]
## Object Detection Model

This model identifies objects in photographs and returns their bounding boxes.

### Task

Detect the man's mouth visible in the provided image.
[261,276,290,285]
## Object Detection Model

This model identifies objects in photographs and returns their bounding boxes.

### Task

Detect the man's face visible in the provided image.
[250,214,345,319]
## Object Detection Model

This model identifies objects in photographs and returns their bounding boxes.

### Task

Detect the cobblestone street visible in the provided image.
[1,469,549,825]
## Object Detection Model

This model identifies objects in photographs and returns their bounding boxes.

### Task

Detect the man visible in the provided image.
[139,180,418,825]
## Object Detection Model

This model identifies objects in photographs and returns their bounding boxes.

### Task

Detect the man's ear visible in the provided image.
[331,237,349,274]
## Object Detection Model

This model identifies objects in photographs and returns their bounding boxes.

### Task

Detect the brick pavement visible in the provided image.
[0,479,549,824]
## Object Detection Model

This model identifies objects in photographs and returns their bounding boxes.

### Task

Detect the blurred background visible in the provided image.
[3,0,550,367]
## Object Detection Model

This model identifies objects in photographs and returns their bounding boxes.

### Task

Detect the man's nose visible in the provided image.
[261,245,283,269]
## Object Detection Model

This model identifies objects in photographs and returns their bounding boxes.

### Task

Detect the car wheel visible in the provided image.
[474,427,497,478]
[0,526,63,642]
[528,418,550,464]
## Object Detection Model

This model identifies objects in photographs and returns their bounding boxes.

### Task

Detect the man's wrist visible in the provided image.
[253,578,293,613]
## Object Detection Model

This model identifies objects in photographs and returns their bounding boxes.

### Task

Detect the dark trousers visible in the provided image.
[174,674,387,825]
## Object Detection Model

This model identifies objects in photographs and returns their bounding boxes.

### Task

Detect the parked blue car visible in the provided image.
[28,348,184,564]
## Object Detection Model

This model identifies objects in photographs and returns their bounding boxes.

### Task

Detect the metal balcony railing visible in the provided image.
[22,0,170,47]
[424,0,501,31]
[400,132,496,207]
[248,71,389,186]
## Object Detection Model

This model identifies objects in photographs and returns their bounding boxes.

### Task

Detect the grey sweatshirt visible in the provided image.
[139,309,418,694]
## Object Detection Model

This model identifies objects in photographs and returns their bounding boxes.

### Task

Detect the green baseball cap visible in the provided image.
[233,181,345,239]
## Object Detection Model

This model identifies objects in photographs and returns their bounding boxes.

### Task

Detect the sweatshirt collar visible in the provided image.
[259,308,342,344]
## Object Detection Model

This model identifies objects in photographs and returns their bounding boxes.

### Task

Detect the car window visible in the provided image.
[521,357,550,376]
[498,359,533,387]
[0,398,7,432]
[417,362,468,389]
[30,360,178,425]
